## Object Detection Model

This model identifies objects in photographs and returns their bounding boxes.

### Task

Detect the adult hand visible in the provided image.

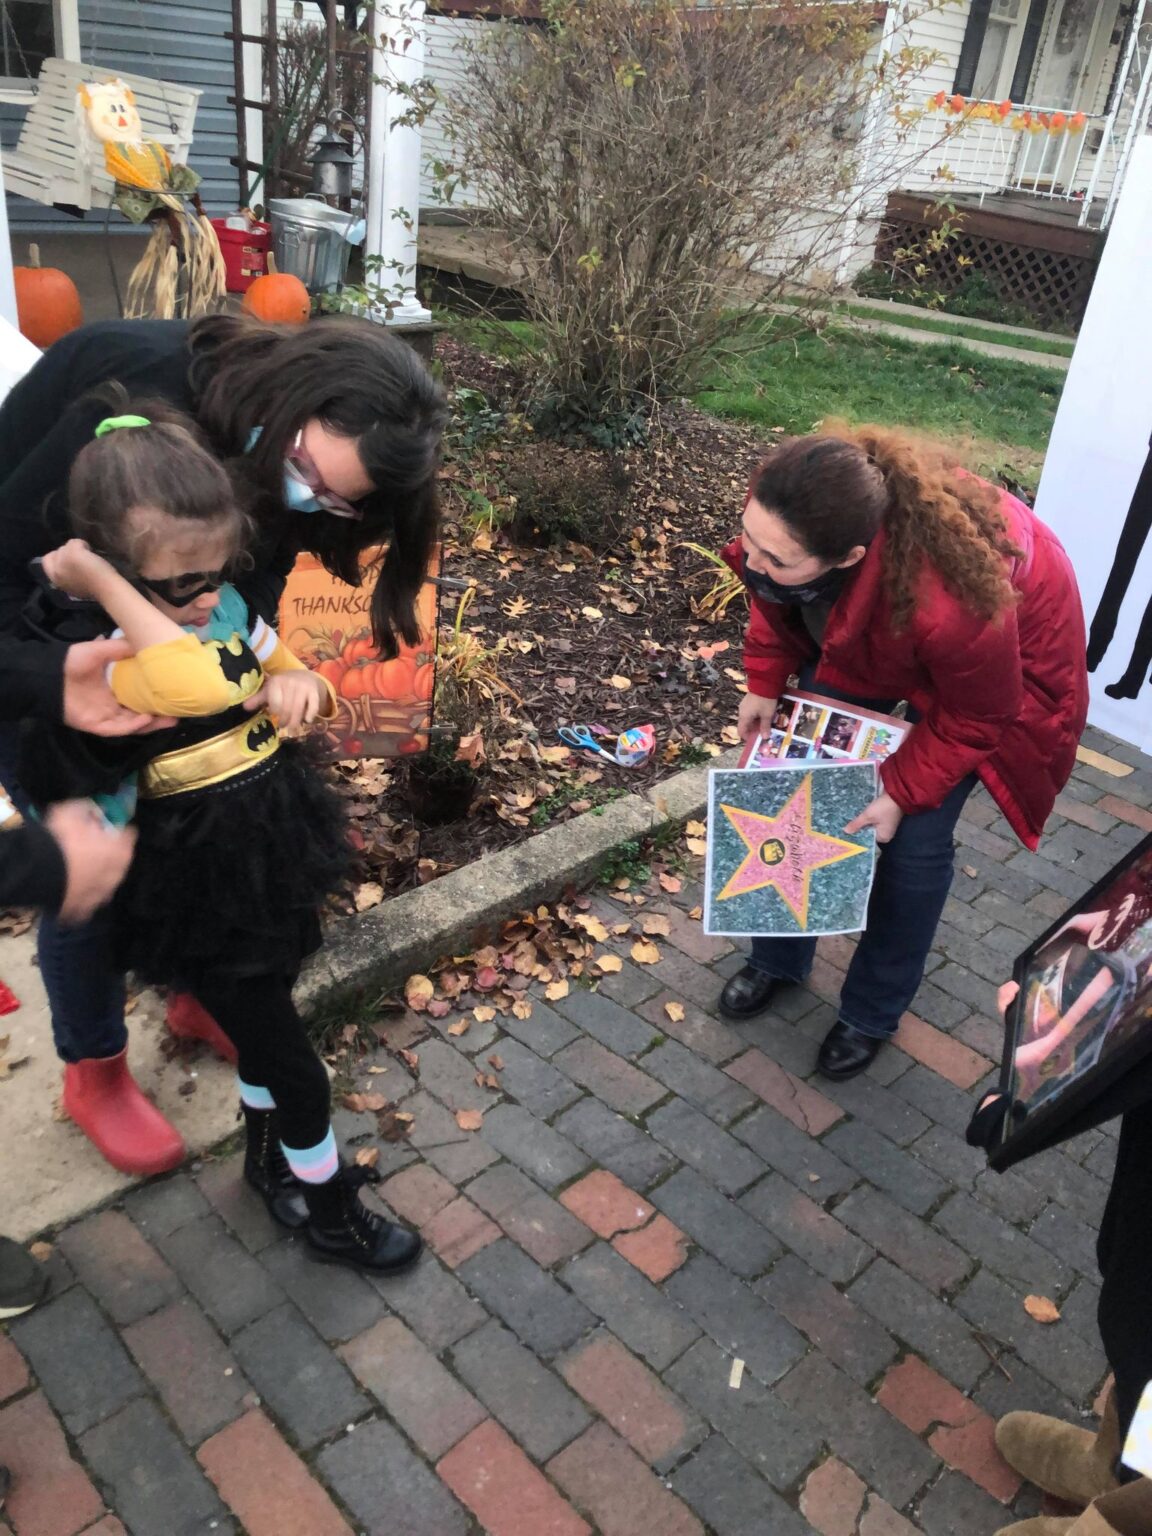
[63,639,176,737]
[45,800,136,925]
[737,692,777,742]
[844,791,905,845]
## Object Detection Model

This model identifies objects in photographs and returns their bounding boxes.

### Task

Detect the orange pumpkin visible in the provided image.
[315,658,345,689]
[375,656,414,701]
[342,634,377,666]
[242,272,311,325]
[339,663,377,701]
[14,244,83,349]
[412,661,435,701]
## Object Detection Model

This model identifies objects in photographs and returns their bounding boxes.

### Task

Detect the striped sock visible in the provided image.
[281,1128,339,1185]
[238,1079,276,1111]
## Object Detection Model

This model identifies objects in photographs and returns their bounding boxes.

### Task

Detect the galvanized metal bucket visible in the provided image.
[267,196,354,293]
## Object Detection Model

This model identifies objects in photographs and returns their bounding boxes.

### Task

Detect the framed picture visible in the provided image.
[740,689,908,770]
[990,831,1152,1170]
[704,761,877,938]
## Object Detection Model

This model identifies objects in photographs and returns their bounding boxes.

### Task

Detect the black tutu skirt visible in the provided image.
[114,739,352,989]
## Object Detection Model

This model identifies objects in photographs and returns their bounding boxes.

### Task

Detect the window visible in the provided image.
[954,0,1051,102]
[0,0,56,86]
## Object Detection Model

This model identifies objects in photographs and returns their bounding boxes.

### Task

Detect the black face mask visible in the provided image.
[742,553,852,607]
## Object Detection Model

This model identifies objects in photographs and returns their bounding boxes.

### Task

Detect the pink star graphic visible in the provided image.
[716,775,868,925]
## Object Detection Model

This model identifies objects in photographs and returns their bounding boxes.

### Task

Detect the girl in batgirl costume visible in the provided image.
[24,407,420,1275]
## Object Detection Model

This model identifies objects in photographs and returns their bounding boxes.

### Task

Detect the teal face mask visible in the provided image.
[245,427,362,519]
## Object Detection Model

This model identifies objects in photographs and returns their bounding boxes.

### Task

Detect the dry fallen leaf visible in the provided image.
[642,914,671,937]
[367,1065,388,1075]
[594,954,623,974]
[354,1146,380,1170]
[404,974,435,1012]
[398,1049,420,1072]
[664,1001,686,1023]
[607,675,632,691]
[574,914,609,942]
[962,865,979,879]
[581,606,603,620]
[688,905,703,921]
[488,1055,504,1071]
[658,873,682,894]
[473,1006,497,1023]
[686,819,707,836]
[545,979,570,1001]
[29,1241,53,1262]
[456,1108,484,1132]
[1024,1295,1061,1324]
[393,1110,415,1124]
[686,837,708,857]
[631,939,661,965]
[354,881,384,913]
[447,1019,471,1037]
[512,999,533,1020]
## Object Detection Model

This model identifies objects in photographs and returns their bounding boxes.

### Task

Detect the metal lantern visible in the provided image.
[309,128,356,202]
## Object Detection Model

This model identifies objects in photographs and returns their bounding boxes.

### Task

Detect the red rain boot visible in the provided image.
[62,1050,186,1176]
[165,993,239,1066]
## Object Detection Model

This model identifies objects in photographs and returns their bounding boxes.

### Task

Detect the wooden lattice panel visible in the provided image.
[876,197,1101,330]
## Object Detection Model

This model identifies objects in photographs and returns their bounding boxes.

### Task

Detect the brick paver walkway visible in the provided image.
[6,724,1152,1536]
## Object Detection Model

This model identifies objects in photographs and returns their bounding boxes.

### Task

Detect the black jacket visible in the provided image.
[0,319,299,716]
[0,632,64,909]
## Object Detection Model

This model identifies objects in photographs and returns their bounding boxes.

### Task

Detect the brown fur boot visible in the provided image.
[997,1391,1121,1508]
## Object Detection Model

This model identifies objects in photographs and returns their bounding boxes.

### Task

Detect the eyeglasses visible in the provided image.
[285,431,364,520]
[138,570,227,607]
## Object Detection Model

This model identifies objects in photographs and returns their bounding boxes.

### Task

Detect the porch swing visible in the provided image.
[0,0,227,320]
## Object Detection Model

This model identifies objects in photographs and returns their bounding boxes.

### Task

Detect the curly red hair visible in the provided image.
[750,421,1022,630]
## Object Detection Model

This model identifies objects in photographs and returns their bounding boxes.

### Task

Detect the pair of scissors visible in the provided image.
[558,725,619,762]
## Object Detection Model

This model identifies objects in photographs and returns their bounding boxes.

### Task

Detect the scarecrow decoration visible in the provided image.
[76,78,226,320]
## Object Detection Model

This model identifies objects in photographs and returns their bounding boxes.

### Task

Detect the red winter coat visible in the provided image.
[721,489,1088,850]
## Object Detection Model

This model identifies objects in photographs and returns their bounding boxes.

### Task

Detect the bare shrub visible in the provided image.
[431,0,948,439]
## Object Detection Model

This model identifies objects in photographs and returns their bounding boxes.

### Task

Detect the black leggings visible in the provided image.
[1097,1104,1152,1445]
[193,972,331,1150]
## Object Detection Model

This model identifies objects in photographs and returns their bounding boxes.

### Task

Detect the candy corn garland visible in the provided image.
[928,91,1088,135]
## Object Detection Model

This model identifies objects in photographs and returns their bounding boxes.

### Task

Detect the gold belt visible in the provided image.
[139,712,279,799]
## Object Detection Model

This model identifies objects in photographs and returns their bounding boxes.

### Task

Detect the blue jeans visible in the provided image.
[746,671,976,1039]
[0,726,127,1062]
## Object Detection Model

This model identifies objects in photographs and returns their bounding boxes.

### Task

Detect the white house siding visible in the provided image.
[3,0,239,231]
[420,16,486,212]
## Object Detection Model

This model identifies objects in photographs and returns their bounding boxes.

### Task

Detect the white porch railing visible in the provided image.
[901,101,1119,229]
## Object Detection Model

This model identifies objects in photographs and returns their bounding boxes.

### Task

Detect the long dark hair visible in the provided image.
[69,387,252,572]
[187,314,447,658]
[750,424,1020,629]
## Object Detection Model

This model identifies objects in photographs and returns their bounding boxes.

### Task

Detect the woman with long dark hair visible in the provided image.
[0,315,447,1174]
[716,426,1088,1080]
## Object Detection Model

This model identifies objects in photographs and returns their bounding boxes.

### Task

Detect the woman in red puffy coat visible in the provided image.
[717,425,1088,1080]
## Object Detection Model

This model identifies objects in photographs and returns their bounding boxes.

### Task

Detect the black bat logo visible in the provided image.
[209,635,262,699]
[245,715,277,755]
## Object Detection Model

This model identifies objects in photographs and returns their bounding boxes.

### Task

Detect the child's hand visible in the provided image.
[42,539,115,601]
[260,671,329,732]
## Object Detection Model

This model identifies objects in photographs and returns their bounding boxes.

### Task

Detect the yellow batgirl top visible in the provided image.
[104,587,337,720]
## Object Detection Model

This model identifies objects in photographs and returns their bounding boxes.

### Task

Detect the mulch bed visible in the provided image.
[339,336,776,907]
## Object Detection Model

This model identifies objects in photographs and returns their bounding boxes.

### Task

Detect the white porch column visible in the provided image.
[0,143,18,330]
[365,0,432,325]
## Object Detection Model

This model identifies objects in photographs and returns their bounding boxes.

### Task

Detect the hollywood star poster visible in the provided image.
[704,762,878,938]
[1033,136,1152,753]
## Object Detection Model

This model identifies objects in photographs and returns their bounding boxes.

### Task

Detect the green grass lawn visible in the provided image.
[696,326,1062,492]
[774,294,1076,358]
[449,314,1061,494]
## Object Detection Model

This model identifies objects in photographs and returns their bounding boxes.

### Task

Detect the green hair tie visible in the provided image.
[94,414,152,438]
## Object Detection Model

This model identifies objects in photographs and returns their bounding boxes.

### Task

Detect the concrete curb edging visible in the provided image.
[295,747,740,1016]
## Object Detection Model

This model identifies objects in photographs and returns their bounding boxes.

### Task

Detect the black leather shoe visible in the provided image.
[717,965,791,1020]
[817,1020,884,1080]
